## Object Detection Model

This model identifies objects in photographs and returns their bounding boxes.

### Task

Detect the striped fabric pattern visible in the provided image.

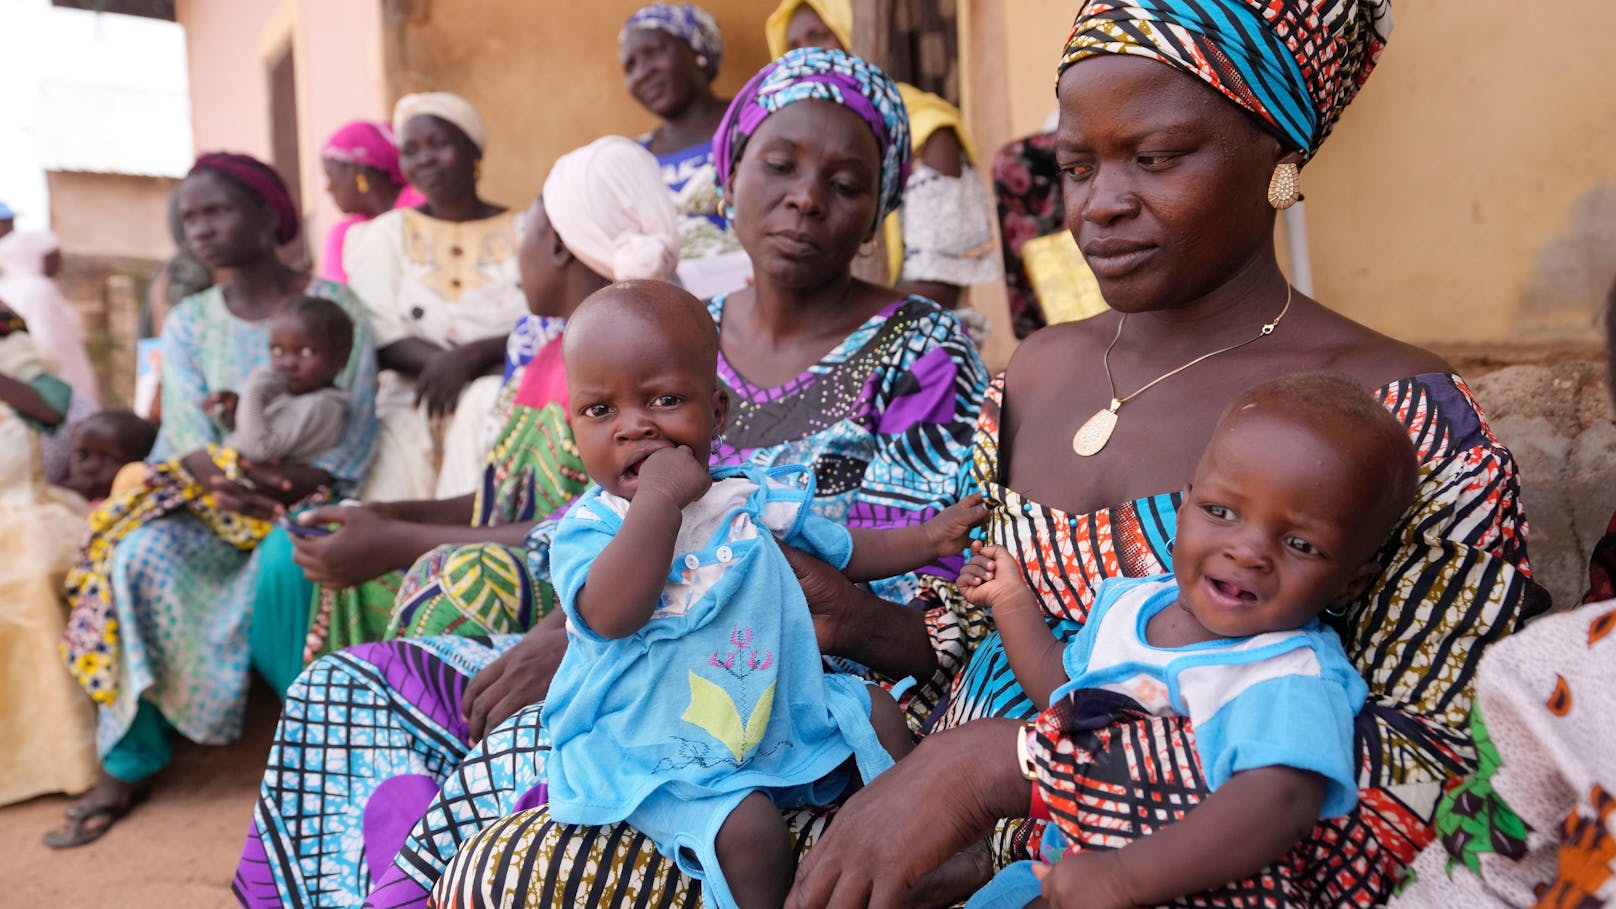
[1059,0,1393,156]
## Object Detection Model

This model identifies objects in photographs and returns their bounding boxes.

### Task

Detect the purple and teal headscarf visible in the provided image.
[1057,0,1393,159]
[713,47,911,226]
[619,3,725,79]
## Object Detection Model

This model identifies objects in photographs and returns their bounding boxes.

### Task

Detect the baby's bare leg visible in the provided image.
[868,684,916,759]
[714,791,793,909]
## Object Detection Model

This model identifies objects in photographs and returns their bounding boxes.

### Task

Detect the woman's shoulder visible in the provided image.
[1000,314,1116,391]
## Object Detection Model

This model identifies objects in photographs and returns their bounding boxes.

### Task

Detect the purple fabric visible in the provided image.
[353,640,473,745]
[872,346,959,435]
[233,819,279,908]
[364,775,444,883]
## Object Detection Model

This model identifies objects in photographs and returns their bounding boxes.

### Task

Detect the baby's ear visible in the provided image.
[1335,559,1384,608]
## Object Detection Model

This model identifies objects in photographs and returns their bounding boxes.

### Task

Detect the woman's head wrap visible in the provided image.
[764,0,852,59]
[713,47,910,226]
[321,120,406,186]
[619,4,724,79]
[542,136,680,282]
[393,92,487,153]
[188,152,300,245]
[1057,0,1393,158]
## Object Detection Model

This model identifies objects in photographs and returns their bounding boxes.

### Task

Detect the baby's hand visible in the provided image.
[202,390,240,430]
[634,445,711,509]
[925,493,986,558]
[957,543,1037,615]
[1033,851,1136,909]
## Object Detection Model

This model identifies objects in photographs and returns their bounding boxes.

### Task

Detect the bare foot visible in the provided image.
[42,772,143,849]
[905,840,995,908]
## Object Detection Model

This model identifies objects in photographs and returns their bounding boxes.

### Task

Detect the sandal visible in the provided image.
[42,786,145,849]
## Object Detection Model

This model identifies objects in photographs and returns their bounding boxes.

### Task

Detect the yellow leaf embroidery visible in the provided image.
[682,670,774,763]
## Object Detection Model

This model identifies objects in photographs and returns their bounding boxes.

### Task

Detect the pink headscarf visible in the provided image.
[189,152,301,245]
[320,120,406,186]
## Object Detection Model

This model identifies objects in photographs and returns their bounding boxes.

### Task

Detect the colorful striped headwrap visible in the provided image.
[619,4,725,79]
[713,47,910,226]
[1058,0,1393,158]
[188,152,300,245]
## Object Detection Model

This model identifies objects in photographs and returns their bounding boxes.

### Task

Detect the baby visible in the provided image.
[202,295,353,463]
[542,281,983,909]
[959,372,1419,909]
[60,409,157,502]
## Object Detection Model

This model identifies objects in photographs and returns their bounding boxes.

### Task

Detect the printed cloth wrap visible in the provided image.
[713,46,911,225]
[619,3,725,78]
[1058,0,1393,157]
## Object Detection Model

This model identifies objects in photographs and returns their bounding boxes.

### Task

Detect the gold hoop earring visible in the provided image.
[355,172,370,194]
[1267,163,1300,210]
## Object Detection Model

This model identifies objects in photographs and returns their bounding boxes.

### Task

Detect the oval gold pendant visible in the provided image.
[1072,406,1118,457]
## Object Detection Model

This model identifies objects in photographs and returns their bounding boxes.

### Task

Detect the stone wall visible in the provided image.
[1453,345,1614,611]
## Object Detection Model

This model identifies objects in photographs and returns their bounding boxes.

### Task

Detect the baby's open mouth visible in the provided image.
[1209,577,1259,604]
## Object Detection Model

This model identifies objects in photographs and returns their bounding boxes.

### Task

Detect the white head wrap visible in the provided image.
[542,136,680,282]
[393,92,487,152]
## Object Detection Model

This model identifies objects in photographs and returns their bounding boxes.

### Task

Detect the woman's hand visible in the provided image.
[789,718,1031,909]
[462,611,569,742]
[201,390,239,429]
[183,449,285,521]
[780,543,939,681]
[780,542,862,657]
[287,504,423,587]
[414,344,483,418]
[241,460,332,505]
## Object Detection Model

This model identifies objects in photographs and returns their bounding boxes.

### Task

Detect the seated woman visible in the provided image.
[349,93,524,501]
[233,49,988,909]
[618,3,748,296]
[243,135,681,695]
[317,120,416,284]
[764,0,1002,311]
[787,2,1550,906]
[44,153,378,849]
[0,306,99,809]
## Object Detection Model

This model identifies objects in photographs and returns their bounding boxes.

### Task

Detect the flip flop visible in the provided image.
[41,789,144,849]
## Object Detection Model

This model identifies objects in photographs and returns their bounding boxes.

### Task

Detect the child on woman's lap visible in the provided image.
[201,294,353,464]
[959,372,1419,909]
[542,280,983,909]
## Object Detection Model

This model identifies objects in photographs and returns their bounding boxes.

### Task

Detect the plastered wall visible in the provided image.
[385,0,774,211]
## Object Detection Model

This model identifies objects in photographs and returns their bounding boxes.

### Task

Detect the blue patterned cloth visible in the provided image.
[713,47,911,224]
[546,466,892,909]
[619,3,724,77]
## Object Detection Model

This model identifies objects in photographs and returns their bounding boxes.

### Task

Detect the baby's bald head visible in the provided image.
[563,280,718,386]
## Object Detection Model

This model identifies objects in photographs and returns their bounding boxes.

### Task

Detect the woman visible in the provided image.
[619,3,747,296]
[764,0,1002,311]
[349,92,525,501]
[784,2,1549,907]
[317,119,414,284]
[0,306,98,808]
[43,153,378,848]
[233,50,987,909]
[0,228,99,480]
[241,135,680,695]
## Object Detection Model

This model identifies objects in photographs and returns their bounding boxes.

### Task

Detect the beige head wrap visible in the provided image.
[542,136,679,282]
[392,92,487,152]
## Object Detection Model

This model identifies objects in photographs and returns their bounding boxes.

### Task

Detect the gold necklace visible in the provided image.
[1071,285,1293,458]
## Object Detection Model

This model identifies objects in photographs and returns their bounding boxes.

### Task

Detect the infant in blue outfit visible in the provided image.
[542,280,983,909]
[958,371,1421,909]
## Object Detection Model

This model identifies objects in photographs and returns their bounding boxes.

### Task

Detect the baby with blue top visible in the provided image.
[958,371,1420,909]
[542,280,984,909]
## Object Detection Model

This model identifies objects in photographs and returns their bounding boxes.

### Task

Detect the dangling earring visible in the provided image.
[355,172,370,194]
[474,160,483,183]
[1267,162,1300,210]
[695,54,710,72]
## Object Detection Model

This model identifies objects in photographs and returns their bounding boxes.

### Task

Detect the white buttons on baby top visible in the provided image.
[683,554,701,570]
[716,545,734,563]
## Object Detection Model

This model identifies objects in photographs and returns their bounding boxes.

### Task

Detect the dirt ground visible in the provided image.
[0,681,279,908]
